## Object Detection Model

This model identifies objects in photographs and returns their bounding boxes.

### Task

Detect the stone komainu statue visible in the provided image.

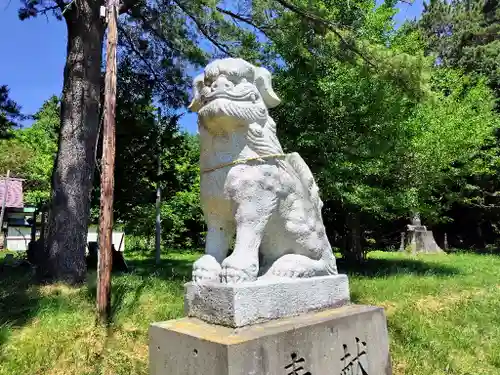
[189,58,338,283]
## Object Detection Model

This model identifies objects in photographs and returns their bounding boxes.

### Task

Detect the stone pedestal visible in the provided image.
[401,225,444,254]
[185,275,350,327]
[149,305,392,375]
[400,214,444,254]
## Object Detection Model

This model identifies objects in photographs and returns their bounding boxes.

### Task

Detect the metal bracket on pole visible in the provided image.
[100,5,106,19]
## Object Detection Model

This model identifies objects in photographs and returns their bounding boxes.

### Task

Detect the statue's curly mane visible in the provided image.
[246,117,283,156]
[246,116,324,216]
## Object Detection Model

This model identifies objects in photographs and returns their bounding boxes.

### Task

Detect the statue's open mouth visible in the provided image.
[200,89,258,107]
[197,85,267,122]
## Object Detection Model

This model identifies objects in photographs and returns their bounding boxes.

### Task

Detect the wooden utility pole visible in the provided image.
[0,170,11,234]
[97,0,118,323]
[155,108,162,265]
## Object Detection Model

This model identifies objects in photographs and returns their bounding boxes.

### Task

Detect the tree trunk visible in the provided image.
[39,2,105,283]
[155,179,161,264]
[344,211,363,264]
[155,109,162,265]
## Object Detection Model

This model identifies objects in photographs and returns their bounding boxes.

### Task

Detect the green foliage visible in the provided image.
[0,96,59,207]
[160,184,205,249]
[97,60,205,249]
[0,71,203,250]
[117,0,266,106]
[0,85,24,139]
[159,133,205,249]
[419,0,500,101]
[0,139,32,177]
[242,0,500,258]
[402,68,499,220]
[16,96,59,206]
[96,60,166,223]
[267,0,429,220]
[416,0,500,243]
[12,0,500,256]
[123,192,204,251]
[121,131,203,250]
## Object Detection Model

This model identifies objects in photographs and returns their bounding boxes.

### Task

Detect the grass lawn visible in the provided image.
[1,250,500,375]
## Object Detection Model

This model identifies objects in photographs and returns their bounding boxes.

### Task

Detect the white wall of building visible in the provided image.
[87,227,125,252]
[4,227,125,252]
[5,226,32,251]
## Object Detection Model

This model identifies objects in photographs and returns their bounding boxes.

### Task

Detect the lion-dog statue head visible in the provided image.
[188,58,280,123]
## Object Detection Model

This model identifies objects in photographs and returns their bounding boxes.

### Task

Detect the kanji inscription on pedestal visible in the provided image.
[340,337,369,375]
[284,352,312,375]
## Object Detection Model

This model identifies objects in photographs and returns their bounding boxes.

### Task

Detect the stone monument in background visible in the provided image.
[399,213,444,254]
[149,58,392,375]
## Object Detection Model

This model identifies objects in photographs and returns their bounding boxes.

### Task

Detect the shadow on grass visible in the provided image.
[83,252,195,325]
[124,256,194,282]
[0,259,39,348]
[124,250,459,281]
[84,272,155,326]
[336,257,460,278]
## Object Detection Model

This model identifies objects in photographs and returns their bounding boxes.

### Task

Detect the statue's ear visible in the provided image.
[254,66,281,108]
[188,73,205,113]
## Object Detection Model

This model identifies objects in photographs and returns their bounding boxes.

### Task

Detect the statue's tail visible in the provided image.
[285,152,324,216]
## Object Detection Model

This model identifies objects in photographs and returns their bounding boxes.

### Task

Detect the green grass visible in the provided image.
[1,250,500,375]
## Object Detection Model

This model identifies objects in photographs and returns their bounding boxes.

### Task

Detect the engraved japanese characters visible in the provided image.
[188,58,338,284]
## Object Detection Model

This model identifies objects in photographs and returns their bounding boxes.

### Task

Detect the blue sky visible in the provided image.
[0,0,425,134]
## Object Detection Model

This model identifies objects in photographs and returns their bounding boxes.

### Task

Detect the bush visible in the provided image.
[123,187,205,251]
[160,188,205,249]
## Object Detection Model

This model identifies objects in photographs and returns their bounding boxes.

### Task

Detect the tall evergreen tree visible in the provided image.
[419,0,500,102]
[17,0,259,283]
[0,85,23,138]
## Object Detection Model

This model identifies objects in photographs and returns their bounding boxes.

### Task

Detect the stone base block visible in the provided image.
[184,274,350,327]
[149,304,392,375]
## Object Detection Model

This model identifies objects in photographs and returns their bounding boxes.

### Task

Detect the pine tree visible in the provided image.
[419,0,500,101]
[0,85,23,138]
[16,0,259,283]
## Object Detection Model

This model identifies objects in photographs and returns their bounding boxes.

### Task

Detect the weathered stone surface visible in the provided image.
[185,274,350,327]
[399,213,444,254]
[189,57,338,284]
[406,229,444,254]
[149,305,392,375]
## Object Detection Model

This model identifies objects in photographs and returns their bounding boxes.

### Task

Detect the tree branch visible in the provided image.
[38,3,62,15]
[118,24,177,95]
[3,0,13,11]
[172,0,234,57]
[273,0,374,66]
[119,0,138,14]
[469,203,500,209]
[483,191,500,197]
[215,6,272,39]
[54,0,65,9]
[124,11,186,57]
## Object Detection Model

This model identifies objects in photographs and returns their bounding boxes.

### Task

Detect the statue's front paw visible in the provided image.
[220,255,258,284]
[192,255,221,283]
[266,254,317,278]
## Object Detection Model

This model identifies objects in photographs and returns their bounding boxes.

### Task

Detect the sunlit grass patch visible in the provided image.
[1,249,500,374]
